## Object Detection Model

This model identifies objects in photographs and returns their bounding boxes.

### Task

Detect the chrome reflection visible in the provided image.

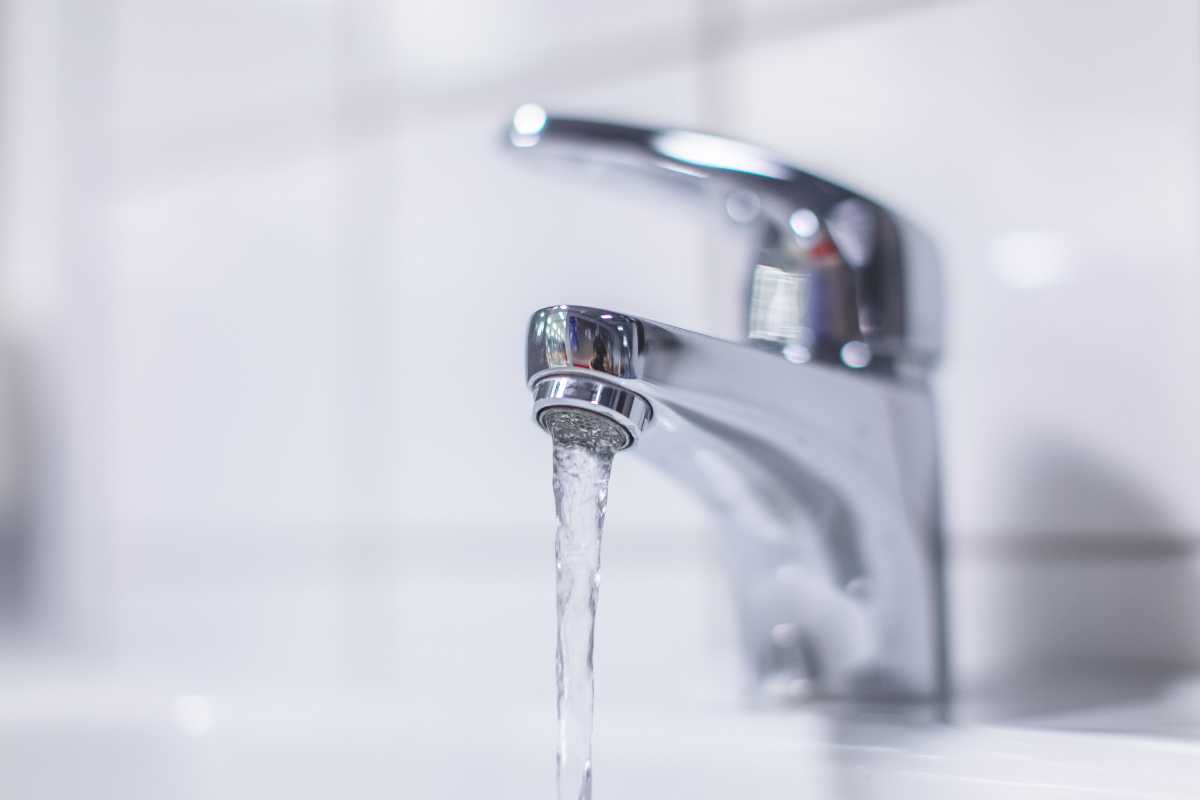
[788,207,821,240]
[651,130,793,180]
[511,111,943,703]
[525,305,942,702]
[505,107,941,371]
[509,103,548,147]
[527,305,643,382]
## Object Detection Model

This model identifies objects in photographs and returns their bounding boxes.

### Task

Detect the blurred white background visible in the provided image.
[1,0,1200,784]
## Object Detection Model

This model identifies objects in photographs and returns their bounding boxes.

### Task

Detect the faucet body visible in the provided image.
[516,109,944,702]
[528,307,941,700]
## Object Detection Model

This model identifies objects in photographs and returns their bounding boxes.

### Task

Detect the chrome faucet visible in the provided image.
[511,106,944,703]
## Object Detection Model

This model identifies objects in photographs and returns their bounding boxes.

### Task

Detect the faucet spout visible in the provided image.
[527,305,944,702]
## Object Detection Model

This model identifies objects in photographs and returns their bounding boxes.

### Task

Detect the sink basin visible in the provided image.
[2,678,1197,798]
[2,527,1197,798]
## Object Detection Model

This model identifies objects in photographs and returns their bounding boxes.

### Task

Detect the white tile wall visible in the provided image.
[110,148,353,527]
[3,0,1199,679]
[110,1,345,139]
[108,58,716,535]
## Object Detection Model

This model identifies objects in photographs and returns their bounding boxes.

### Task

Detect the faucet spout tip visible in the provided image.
[509,103,549,148]
[531,374,651,451]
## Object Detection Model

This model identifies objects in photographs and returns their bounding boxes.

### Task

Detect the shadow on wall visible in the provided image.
[1002,438,1185,536]
[0,340,42,630]
[954,435,1200,725]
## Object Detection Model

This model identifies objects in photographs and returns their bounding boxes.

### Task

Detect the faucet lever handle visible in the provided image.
[506,105,937,371]
[509,104,839,206]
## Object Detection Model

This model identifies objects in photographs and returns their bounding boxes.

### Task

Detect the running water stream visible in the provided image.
[542,408,627,800]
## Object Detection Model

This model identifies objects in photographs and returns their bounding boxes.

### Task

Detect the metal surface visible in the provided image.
[514,109,943,702]
[532,373,651,450]
[507,105,940,371]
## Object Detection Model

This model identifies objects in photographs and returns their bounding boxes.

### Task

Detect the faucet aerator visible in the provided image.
[537,407,631,452]
[531,374,651,452]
